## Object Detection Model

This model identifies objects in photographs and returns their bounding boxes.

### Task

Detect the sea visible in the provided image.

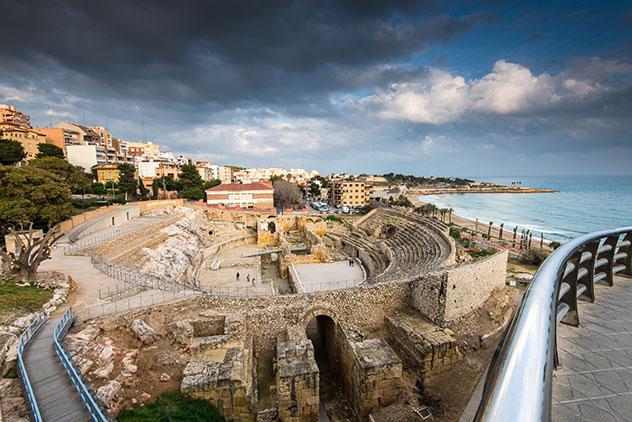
[420,175,632,243]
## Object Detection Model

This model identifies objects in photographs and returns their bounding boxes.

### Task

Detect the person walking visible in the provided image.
[251,277,256,287]
[236,272,240,281]
[246,274,250,284]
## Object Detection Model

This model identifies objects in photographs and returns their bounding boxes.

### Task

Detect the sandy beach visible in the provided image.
[408,194,554,253]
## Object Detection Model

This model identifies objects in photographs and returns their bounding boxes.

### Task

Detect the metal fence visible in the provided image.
[80,289,196,321]
[97,283,147,302]
[470,227,632,422]
[91,253,277,297]
[64,225,144,255]
[297,278,365,293]
[53,309,109,421]
[17,313,47,422]
[91,254,192,293]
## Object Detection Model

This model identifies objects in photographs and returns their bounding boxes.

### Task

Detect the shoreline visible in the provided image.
[408,187,556,195]
[406,194,554,252]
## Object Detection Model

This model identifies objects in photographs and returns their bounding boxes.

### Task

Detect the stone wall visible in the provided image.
[276,327,319,421]
[138,199,185,213]
[443,250,508,321]
[385,317,460,378]
[410,250,508,325]
[350,338,402,417]
[193,279,412,347]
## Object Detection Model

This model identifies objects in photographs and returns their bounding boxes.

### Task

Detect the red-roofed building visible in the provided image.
[205,182,274,210]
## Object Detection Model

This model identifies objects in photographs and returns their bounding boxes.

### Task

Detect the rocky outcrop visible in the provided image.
[167,320,194,348]
[130,319,158,345]
[141,207,211,284]
[96,380,122,414]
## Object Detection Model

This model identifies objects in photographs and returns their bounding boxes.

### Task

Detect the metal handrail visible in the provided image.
[17,313,47,422]
[474,226,632,421]
[53,309,109,421]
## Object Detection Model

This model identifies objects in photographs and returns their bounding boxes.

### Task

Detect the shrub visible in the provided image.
[118,391,223,422]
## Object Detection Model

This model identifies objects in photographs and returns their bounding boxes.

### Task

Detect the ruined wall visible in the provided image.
[192,279,412,347]
[385,317,460,378]
[276,327,319,421]
[182,341,254,421]
[350,339,402,417]
[443,250,508,321]
[410,250,508,325]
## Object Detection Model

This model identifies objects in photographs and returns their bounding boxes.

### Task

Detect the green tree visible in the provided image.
[137,177,149,199]
[0,140,25,165]
[309,182,321,197]
[35,143,64,159]
[178,164,204,199]
[0,166,72,228]
[30,157,91,194]
[203,179,221,190]
[90,182,106,196]
[179,164,203,190]
[117,164,137,200]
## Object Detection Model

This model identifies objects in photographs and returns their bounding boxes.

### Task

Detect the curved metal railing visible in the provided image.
[17,313,47,422]
[474,226,632,421]
[54,309,109,421]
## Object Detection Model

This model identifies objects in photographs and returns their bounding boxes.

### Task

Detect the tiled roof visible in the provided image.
[206,182,273,192]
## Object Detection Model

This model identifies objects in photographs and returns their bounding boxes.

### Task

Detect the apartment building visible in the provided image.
[37,127,82,153]
[55,122,100,145]
[125,141,161,160]
[0,104,46,160]
[328,180,372,207]
[156,163,180,180]
[94,164,121,183]
[205,182,274,209]
[211,165,232,184]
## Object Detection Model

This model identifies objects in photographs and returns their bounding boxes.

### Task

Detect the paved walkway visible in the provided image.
[24,319,89,421]
[553,276,632,421]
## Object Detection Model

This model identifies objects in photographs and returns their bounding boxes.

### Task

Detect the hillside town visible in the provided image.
[1,103,508,214]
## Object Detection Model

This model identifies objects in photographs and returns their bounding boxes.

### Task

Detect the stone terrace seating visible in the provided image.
[354,208,453,282]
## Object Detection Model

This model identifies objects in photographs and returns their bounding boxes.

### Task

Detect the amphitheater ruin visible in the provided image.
[35,200,511,421]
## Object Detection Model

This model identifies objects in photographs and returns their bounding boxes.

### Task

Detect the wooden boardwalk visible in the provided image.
[24,318,89,421]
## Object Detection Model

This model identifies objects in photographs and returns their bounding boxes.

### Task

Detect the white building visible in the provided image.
[66,144,98,171]
[137,160,160,178]
[210,165,232,184]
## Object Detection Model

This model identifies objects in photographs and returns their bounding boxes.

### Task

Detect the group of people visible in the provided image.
[236,272,256,286]
[348,258,356,267]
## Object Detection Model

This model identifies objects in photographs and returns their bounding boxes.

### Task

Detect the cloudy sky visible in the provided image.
[1,0,631,176]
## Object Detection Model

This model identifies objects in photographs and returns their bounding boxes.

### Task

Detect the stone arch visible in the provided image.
[302,307,337,329]
[267,221,276,234]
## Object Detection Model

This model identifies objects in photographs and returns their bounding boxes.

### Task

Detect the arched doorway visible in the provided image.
[305,313,340,412]
[306,315,336,372]
[267,221,276,234]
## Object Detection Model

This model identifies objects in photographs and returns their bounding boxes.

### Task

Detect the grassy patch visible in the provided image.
[324,215,342,223]
[468,249,496,259]
[0,282,53,325]
[507,258,540,275]
[118,391,224,422]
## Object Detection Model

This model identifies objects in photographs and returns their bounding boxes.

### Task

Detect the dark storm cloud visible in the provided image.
[0,0,487,105]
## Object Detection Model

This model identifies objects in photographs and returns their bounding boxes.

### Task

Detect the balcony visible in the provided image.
[465,227,632,422]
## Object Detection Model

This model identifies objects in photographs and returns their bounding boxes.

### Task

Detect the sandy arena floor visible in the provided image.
[293,260,365,293]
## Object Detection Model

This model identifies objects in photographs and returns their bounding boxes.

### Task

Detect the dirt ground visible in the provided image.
[68,309,187,413]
